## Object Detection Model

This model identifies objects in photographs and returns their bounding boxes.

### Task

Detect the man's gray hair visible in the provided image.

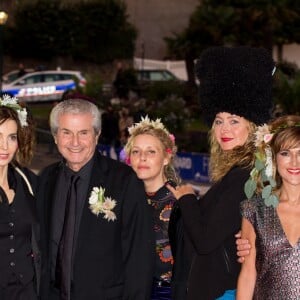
[50,98,101,135]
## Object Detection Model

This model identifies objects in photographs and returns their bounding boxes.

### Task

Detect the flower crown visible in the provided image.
[0,95,28,127]
[244,122,300,207]
[128,115,175,148]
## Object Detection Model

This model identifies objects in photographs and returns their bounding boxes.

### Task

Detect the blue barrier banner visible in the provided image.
[98,145,210,183]
[174,152,210,183]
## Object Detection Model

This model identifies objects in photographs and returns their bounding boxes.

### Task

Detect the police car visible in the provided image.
[2,70,87,102]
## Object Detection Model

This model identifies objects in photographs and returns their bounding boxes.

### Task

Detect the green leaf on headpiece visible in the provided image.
[255,159,265,171]
[255,151,265,161]
[250,168,258,178]
[261,169,268,182]
[262,185,272,199]
[269,177,276,188]
[244,179,257,199]
[264,194,279,208]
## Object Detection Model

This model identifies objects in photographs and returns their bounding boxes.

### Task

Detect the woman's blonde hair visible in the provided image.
[209,121,256,182]
[125,117,180,185]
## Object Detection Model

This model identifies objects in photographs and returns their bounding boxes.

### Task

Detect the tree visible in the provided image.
[5,0,137,63]
[165,0,300,86]
[273,65,300,115]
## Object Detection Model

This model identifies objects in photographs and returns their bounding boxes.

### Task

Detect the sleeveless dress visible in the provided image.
[241,197,300,299]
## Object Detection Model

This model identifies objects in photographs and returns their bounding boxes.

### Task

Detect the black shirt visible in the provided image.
[50,157,94,281]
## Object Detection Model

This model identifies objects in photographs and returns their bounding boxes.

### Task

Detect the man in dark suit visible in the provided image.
[37,98,154,300]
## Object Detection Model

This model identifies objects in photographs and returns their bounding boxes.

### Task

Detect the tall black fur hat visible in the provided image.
[195,46,275,126]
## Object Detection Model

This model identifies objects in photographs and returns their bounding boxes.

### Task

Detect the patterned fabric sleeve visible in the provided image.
[240,198,257,227]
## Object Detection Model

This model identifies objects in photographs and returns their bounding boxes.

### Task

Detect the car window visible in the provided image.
[44,74,61,82]
[163,71,176,80]
[60,74,73,80]
[149,71,166,81]
[138,71,150,81]
[15,74,43,85]
[6,72,19,83]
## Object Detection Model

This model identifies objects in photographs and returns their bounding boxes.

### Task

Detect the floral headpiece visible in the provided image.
[244,122,300,207]
[128,115,175,149]
[0,95,28,127]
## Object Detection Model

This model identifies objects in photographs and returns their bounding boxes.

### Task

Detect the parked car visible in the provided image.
[2,70,87,102]
[135,69,188,99]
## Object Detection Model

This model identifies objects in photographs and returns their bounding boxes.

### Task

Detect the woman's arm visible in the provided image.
[236,217,257,300]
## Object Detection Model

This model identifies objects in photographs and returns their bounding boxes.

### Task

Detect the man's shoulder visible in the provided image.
[39,161,61,178]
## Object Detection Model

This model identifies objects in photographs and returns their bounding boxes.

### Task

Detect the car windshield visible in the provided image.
[3,71,20,84]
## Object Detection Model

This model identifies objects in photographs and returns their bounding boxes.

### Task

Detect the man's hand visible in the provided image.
[235,231,251,263]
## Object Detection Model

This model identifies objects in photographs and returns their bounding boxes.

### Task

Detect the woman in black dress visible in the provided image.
[0,95,40,300]
[125,116,193,300]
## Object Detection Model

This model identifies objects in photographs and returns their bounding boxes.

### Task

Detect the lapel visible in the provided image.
[75,152,112,252]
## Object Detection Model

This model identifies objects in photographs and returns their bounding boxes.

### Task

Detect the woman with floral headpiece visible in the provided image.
[236,115,300,299]
[0,95,40,299]
[124,116,193,300]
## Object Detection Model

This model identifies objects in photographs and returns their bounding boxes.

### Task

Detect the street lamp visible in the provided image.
[0,11,8,95]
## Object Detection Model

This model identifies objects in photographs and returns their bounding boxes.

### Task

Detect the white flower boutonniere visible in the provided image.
[88,187,117,221]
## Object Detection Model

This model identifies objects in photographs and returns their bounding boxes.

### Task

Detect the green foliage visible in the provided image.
[5,0,137,63]
[141,81,186,102]
[166,0,300,59]
[273,67,300,114]
[244,178,257,199]
[146,95,190,133]
[84,74,104,106]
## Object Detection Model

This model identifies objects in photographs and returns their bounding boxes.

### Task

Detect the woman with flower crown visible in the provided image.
[0,95,40,299]
[124,116,193,300]
[167,46,275,300]
[236,115,300,299]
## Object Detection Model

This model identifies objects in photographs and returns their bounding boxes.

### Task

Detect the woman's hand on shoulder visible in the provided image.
[166,183,195,200]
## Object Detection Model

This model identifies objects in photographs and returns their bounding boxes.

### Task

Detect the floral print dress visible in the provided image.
[147,184,176,283]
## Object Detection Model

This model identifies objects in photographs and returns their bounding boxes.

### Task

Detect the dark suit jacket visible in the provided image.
[178,166,250,300]
[37,151,154,300]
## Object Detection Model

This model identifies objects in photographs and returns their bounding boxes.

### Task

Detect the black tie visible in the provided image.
[56,174,79,300]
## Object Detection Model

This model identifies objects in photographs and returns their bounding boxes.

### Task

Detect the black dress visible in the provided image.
[178,166,250,300]
[0,165,39,300]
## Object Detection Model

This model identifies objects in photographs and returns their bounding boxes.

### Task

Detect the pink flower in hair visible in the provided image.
[125,157,131,165]
[263,133,274,144]
[169,134,175,143]
[166,148,172,154]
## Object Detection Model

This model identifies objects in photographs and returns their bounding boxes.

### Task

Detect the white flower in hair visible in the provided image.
[254,124,270,147]
[128,115,170,135]
[265,147,273,177]
[0,94,28,127]
[17,108,28,127]
[1,94,18,106]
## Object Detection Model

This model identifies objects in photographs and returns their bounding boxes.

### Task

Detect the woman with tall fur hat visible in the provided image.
[167,46,275,300]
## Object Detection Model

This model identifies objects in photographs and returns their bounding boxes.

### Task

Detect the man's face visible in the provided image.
[54,113,99,171]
